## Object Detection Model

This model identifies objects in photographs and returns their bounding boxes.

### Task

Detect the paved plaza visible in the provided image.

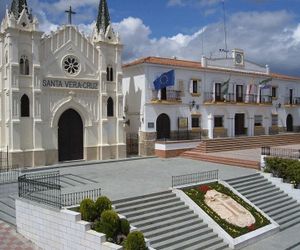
[0,220,38,250]
[1,157,300,249]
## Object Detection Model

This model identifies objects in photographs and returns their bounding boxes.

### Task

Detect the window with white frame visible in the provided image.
[254,115,263,126]
[189,79,201,95]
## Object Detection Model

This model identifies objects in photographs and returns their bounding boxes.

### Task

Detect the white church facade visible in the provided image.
[0,0,126,168]
[123,50,300,156]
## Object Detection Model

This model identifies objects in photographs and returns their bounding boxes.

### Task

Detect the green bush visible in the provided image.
[124,231,147,250]
[265,157,300,186]
[95,196,112,217]
[79,198,96,222]
[95,210,120,241]
[120,218,130,236]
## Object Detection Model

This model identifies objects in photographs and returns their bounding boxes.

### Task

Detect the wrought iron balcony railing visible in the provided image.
[284,97,300,105]
[151,90,182,102]
[204,92,272,105]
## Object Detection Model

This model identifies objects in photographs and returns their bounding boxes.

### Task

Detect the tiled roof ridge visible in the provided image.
[123,56,300,81]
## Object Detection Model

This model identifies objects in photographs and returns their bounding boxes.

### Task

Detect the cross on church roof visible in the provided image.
[65,6,76,25]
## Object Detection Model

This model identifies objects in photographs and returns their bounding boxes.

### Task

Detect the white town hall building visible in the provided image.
[0,0,126,167]
[123,51,300,156]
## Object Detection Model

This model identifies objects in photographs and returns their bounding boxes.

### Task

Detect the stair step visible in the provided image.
[114,192,176,209]
[257,194,292,208]
[249,190,284,203]
[131,208,194,228]
[113,190,172,205]
[127,204,190,223]
[184,241,229,250]
[137,213,202,234]
[154,230,217,250]
[170,234,222,250]
[276,210,300,226]
[225,173,261,185]
[231,178,267,189]
[280,216,300,231]
[121,200,185,218]
[234,181,270,192]
[0,210,16,226]
[242,184,278,196]
[150,224,212,245]
[116,196,180,214]
[144,217,204,238]
[273,206,300,221]
[268,201,299,217]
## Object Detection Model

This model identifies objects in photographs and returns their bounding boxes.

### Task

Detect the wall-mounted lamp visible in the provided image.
[189,100,196,110]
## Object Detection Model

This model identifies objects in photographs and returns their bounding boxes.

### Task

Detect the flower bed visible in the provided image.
[183,182,270,238]
[264,157,300,188]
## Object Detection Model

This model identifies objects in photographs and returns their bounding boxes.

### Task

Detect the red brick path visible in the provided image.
[0,220,38,250]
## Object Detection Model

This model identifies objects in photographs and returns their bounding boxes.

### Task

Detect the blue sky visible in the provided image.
[1,0,300,76]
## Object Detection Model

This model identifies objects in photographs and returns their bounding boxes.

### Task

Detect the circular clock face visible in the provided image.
[236,53,243,64]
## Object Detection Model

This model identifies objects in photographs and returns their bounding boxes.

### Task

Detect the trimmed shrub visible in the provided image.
[95,196,112,217]
[79,198,96,222]
[265,157,300,187]
[124,231,147,250]
[120,218,130,236]
[95,210,120,240]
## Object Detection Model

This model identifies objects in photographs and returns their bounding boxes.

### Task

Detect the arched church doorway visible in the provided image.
[58,109,83,162]
[287,114,293,132]
[156,113,170,140]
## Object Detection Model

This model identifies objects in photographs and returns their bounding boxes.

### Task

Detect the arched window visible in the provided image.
[107,97,114,117]
[20,55,29,75]
[21,94,30,117]
[106,66,114,81]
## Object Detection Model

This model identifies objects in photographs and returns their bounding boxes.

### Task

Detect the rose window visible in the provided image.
[63,56,80,75]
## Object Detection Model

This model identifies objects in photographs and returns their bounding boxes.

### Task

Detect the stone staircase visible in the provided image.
[0,173,100,227]
[226,173,300,231]
[181,152,260,169]
[113,190,230,250]
[188,133,300,153]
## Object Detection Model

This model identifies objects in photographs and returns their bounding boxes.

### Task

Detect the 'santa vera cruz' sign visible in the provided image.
[42,79,98,90]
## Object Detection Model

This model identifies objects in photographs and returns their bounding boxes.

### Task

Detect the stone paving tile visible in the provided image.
[0,220,38,250]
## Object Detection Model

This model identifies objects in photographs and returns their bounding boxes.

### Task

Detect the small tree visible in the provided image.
[95,210,120,241]
[95,196,112,218]
[79,198,96,222]
[124,231,147,250]
[120,218,130,236]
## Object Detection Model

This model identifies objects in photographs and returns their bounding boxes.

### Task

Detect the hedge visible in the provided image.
[265,157,300,187]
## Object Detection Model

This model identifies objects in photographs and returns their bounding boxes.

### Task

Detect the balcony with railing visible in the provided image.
[284,97,300,106]
[204,92,272,105]
[151,90,182,104]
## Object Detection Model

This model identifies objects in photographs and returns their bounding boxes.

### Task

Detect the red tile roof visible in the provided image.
[123,56,300,81]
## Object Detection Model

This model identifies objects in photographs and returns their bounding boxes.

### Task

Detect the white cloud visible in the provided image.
[167,0,185,7]
[114,11,300,76]
[14,6,300,76]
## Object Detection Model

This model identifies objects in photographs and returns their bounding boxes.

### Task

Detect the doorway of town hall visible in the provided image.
[58,109,84,162]
[287,114,293,132]
[156,113,171,140]
[235,113,245,136]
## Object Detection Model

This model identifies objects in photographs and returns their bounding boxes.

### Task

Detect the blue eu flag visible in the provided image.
[153,70,175,90]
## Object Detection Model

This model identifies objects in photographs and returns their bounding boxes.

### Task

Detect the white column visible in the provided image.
[227,116,234,137]
[248,117,254,136]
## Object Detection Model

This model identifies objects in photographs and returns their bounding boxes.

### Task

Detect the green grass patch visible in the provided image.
[183,182,270,238]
